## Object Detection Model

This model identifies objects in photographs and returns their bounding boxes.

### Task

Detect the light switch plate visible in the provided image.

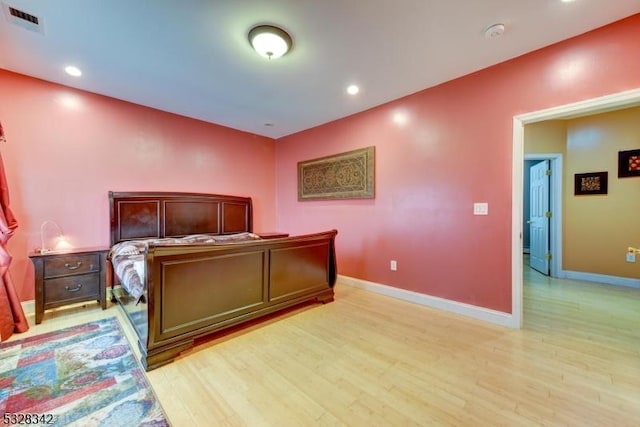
[473,202,489,215]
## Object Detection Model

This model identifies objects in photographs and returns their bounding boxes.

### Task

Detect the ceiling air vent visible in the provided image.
[2,3,44,34]
[9,7,38,24]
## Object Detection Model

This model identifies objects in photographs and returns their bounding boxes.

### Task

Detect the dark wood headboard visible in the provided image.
[109,191,253,245]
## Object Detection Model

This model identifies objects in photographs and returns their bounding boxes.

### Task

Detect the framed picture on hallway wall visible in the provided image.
[618,149,640,178]
[574,171,608,195]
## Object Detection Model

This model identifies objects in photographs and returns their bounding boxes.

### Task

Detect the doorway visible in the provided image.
[510,88,640,329]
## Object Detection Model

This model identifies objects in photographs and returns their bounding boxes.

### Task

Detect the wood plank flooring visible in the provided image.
[9,268,640,426]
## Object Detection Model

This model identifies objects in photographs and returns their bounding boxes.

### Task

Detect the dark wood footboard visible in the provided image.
[141,230,337,370]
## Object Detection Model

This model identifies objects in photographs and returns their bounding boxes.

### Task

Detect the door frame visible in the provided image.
[524,154,562,278]
[511,88,640,329]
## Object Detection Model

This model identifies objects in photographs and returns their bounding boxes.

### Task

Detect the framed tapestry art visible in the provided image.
[298,146,375,200]
[618,149,640,178]
[574,171,608,195]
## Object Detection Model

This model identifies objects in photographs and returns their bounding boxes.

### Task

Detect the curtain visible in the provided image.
[0,121,29,341]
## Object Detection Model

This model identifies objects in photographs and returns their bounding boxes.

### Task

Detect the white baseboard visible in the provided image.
[561,270,640,288]
[338,275,518,328]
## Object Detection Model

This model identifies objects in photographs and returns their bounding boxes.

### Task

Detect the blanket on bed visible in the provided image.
[110,232,262,301]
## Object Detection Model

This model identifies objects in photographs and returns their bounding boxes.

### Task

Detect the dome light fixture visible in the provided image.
[248,25,292,59]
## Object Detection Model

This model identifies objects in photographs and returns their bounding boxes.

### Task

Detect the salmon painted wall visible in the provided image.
[0,70,276,301]
[275,14,640,313]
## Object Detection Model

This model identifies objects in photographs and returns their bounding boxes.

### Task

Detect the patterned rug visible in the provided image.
[0,317,169,426]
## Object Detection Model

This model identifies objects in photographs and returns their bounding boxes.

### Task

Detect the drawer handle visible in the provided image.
[65,284,83,293]
[64,261,82,270]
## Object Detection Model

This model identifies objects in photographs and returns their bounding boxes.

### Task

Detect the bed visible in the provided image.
[107,191,337,371]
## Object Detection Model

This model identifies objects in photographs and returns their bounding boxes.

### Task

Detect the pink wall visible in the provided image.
[276,14,640,313]
[0,71,276,301]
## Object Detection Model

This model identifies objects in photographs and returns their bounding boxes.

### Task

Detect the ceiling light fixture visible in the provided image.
[248,25,292,59]
[347,84,359,95]
[64,65,82,77]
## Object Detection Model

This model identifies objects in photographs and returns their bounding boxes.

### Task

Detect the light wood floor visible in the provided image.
[10,268,640,426]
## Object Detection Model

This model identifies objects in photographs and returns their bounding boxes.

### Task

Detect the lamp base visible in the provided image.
[38,247,71,255]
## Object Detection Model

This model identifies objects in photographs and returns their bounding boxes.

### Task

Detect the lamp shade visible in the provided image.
[40,220,71,253]
[248,25,292,59]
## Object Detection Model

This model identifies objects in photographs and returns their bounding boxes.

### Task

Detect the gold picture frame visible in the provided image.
[298,146,375,200]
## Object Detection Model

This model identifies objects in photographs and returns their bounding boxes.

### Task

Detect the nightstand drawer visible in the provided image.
[44,253,99,278]
[44,273,100,304]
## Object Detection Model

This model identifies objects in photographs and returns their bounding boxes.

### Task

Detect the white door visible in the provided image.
[529,160,550,275]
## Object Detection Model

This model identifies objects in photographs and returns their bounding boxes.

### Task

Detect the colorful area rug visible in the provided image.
[0,317,169,426]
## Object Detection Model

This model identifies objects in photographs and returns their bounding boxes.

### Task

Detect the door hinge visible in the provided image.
[545,211,552,218]
[546,253,552,261]
[546,169,552,176]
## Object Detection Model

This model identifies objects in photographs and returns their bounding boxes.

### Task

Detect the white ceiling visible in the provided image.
[1,1,639,139]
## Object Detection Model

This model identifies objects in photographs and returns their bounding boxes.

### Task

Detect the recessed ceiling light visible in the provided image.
[64,65,82,77]
[561,0,576,3]
[346,85,359,95]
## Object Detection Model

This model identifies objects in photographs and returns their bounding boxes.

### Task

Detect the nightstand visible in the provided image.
[29,247,109,324]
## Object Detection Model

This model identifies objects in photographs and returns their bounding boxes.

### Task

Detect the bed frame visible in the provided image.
[107,191,337,370]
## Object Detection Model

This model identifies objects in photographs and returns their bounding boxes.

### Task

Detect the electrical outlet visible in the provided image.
[473,202,489,215]
[626,252,636,263]
[390,260,397,271]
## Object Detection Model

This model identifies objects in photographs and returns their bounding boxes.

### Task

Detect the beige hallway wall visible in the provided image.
[525,107,640,279]
[564,107,640,277]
